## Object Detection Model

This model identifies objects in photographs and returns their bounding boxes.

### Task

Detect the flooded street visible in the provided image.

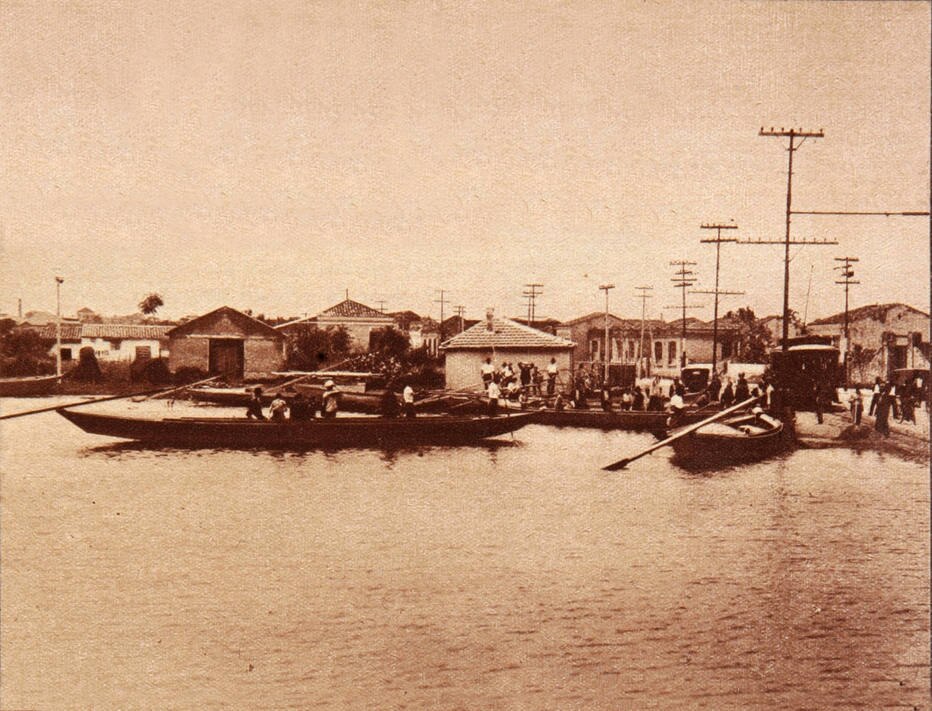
[1,397,929,709]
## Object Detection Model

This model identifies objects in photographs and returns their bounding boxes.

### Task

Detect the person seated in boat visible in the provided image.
[402,382,416,418]
[667,392,687,426]
[553,392,566,411]
[245,386,266,420]
[487,379,502,417]
[693,390,711,408]
[518,388,529,409]
[600,383,613,412]
[632,385,645,411]
[321,380,340,419]
[288,392,313,421]
[268,392,289,422]
[504,379,521,400]
[380,383,401,419]
[620,387,634,411]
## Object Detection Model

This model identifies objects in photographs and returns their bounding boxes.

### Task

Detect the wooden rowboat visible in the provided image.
[57,408,538,448]
[537,404,720,430]
[0,374,59,397]
[669,410,785,465]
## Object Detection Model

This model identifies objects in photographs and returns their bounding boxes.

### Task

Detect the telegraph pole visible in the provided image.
[454,305,466,335]
[669,261,698,367]
[698,222,743,374]
[834,256,860,386]
[435,289,449,343]
[55,276,64,378]
[598,284,615,368]
[522,283,543,326]
[751,127,837,351]
[376,299,387,314]
[635,286,653,378]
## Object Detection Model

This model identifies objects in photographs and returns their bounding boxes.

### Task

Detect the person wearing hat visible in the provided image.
[321,380,340,419]
[268,392,288,422]
[245,386,265,420]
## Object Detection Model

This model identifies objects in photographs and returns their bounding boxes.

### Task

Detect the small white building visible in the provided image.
[80,324,172,362]
[440,315,575,390]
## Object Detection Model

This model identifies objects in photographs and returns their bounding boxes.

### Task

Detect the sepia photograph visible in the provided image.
[1,1,929,708]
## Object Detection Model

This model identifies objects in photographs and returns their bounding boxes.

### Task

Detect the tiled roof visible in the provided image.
[319,299,392,320]
[809,302,929,326]
[81,324,173,340]
[440,317,575,350]
[36,323,83,341]
[167,306,284,339]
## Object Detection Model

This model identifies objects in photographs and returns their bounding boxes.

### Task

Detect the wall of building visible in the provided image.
[82,337,168,362]
[443,349,572,390]
[317,317,395,352]
[168,337,209,373]
[244,338,285,378]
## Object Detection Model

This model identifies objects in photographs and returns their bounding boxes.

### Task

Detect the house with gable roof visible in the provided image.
[167,306,285,379]
[276,298,396,352]
[439,312,575,390]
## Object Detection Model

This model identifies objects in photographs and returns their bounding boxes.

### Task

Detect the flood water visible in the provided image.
[1,397,929,709]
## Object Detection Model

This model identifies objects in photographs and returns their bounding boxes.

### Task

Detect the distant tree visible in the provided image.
[724,307,773,363]
[369,326,410,360]
[0,328,54,376]
[138,293,164,315]
[285,325,352,370]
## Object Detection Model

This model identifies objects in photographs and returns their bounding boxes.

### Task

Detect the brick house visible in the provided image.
[167,306,285,379]
[277,299,395,352]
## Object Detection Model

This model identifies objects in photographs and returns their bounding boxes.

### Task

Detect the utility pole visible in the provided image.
[669,261,698,367]
[598,284,615,370]
[634,286,653,378]
[434,289,449,344]
[55,276,64,378]
[522,283,543,326]
[834,256,860,387]
[454,305,466,335]
[376,300,387,314]
[750,127,837,351]
[697,222,744,375]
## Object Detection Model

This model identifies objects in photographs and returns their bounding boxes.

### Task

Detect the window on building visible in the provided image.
[135,346,152,361]
[590,339,600,361]
[61,348,72,361]
[654,341,663,362]
[668,341,677,366]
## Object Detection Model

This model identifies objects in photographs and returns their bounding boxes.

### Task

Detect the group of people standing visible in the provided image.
[860,375,926,437]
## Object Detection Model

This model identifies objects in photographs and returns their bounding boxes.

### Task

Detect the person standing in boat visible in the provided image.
[402,382,416,418]
[245,386,266,420]
[708,372,722,402]
[547,357,558,396]
[487,378,502,417]
[720,378,735,408]
[481,358,495,387]
[321,380,340,419]
[734,373,751,403]
[667,391,686,426]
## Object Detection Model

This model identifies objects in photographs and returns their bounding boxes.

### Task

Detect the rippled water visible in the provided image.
[1,397,928,709]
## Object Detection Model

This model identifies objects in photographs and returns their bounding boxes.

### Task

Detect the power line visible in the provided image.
[598,284,615,366]
[434,289,449,343]
[742,126,836,350]
[834,256,860,387]
[698,221,744,374]
[634,286,653,378]
[669,260,698,367]
[522,283,543,325]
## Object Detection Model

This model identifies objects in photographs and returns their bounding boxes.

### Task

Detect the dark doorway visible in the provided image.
[209,338,245,378]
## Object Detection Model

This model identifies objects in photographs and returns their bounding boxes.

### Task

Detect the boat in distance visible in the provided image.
[57,408,538,449]
[669,409,786,465]
[0,374,59,397]
[536,403,720,430]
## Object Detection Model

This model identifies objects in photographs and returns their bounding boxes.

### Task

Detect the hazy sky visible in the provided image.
[2,1,928,323]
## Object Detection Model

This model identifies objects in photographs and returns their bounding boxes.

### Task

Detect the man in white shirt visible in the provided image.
[487,380,502,417]
[402,383,416,418]
[547,357,558,396]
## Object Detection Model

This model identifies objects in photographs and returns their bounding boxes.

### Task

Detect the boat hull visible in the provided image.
[0,374,59,397]
[670,415,786,465]
[538,405,719,431]
[57,408,538,449]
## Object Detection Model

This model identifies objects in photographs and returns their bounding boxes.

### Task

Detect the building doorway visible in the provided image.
[209,338,245,378]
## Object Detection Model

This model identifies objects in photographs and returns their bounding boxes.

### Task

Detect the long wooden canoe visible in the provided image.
[57,408,538,448]
[0,374,59,397]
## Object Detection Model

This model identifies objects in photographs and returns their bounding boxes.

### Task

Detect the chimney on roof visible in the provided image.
[486,308,494,331]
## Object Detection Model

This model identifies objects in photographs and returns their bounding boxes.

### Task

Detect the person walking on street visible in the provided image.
[868,377,882,416]
[875,384,892,436]
[851,388,864,426]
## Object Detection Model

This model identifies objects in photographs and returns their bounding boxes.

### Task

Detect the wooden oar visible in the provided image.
[602,395,762,471]
[0,386,173,421]
[134,374,223,401]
